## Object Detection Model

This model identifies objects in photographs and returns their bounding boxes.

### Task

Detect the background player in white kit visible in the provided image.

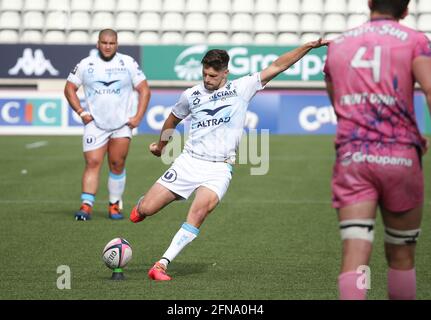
[130,41,328,281]
[65,29,151,221]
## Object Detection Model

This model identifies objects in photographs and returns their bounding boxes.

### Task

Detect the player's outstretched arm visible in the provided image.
[260,39,329,87]
[149,113,183,157]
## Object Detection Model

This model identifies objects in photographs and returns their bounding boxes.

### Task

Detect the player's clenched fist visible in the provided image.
[149,142,163,157]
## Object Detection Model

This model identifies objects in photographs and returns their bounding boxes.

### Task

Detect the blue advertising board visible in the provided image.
[138,89,430,135]
[0,90,429,135]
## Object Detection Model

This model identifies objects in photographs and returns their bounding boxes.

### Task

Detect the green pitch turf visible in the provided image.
[0,135,430,300]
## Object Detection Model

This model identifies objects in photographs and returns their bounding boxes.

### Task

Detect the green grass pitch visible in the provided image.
[0,135,430,300]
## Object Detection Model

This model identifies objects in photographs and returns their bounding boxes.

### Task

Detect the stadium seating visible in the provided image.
[278,0,300,14]
[94,0,116,13]
[208,0,230,13]
[138,31,159,44]
[186,0,208,13]
[255,0,277,14]
[254,14,277,33]
[231,32,253,44]
[278,32,300,45]
[301,14,322,33]
[184,32,206,44]
[278,14,300,33]
[117,0,140,12]
[323,14,347,33]
[140,0,162,12]
[184,13,207,32]
[207,32,229,44]
[161,31,183,44]
[231,13,254,33]
[46,0,69,12]
[67,30,90,43]
[0,11,21,30]
[347,0,369,13]
[117,31,137,44]
[0,0,428,45]
[418,0,431,13]
[232,0,254,14]
[92,12,115,30]
[45,11,68,30]
[44,30,67,43]
[21,30,43,43]
[324,0,346,14]
[139,12,161,32]
[70,0,92,12]
[401,15,417,29]
[70,11,91,31]
[417,14,431,31]
[255,33,277,44]
[116,12,138,31]
[302,0,324,14]
[208,13,230,33]
[0,30,19,42]
[1,0,23,11]
[346,14,368,29]
[22,11,45,30]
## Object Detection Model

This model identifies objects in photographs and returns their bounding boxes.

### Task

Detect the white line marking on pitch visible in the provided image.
[25,141,48,149]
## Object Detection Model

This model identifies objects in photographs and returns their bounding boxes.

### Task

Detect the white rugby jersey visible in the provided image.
[67,52,146,130]
[172,72,264,162]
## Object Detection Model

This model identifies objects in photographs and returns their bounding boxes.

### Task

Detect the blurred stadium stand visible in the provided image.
[0,0,430,45]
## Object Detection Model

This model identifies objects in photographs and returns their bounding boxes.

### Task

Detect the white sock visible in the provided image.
[108,170,126,204]
[159,222,200,268]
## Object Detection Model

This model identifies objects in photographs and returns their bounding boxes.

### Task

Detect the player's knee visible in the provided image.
[85,158,103,169]
[138,198,158,216]
[109,160,125,173]
[339,219,375,242]
[385,227,421,246]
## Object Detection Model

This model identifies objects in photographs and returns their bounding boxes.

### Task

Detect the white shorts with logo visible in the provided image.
[157,152,233,201]
[83,121,132,152]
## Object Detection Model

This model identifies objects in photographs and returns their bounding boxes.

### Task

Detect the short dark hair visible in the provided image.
[98,29,117,40]
[201,49,229,71]
[370,0,410,19]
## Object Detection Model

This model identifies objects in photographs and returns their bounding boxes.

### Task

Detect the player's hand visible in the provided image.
[308,38,330,48]
[127,116,142,129]
[149,142,163,157]
[82,114,94,125]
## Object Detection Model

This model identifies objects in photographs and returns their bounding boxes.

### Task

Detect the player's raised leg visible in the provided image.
[129,182,178,223]
[382,206,422,300]
[76,144,108,220]
[337,201,377,300]
[107,137,130,220]
[148,186,219,281]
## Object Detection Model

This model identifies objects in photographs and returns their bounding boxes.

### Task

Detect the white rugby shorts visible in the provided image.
[83,121,132,152]
[156,152,233,201]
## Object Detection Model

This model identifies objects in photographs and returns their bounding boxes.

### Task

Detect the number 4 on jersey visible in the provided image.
[351,46,382,83]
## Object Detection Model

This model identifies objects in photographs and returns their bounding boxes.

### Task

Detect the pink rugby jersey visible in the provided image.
[324,18,431,150]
